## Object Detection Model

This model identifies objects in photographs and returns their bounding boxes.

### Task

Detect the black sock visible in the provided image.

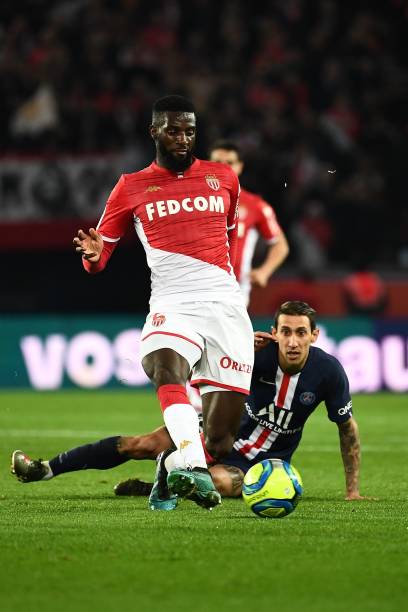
[49,436,129,476]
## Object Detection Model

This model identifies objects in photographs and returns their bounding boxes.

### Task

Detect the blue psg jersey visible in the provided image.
[225,342,352,469]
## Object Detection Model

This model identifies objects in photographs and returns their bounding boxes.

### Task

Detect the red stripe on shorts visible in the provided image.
[190,378,250,395]
[141,331,202,351]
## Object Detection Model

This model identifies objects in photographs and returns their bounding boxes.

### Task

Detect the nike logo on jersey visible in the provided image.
[145,195,225,221]
[259,377,276,385]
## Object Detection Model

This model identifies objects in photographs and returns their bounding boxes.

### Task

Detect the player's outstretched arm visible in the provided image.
[337,417,376,501]
[338,417,361,499]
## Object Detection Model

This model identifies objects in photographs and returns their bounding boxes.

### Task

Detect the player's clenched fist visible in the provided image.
[73,228,103,262]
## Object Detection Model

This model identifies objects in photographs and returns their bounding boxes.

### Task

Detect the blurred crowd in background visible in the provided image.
[1,0,408,275]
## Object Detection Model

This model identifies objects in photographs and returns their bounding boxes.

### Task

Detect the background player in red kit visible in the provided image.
[73,95,254,510]
[209,141,289,306]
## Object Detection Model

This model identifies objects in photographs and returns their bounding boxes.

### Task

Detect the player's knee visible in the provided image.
[142,360,185,388]
[204,433,234,461]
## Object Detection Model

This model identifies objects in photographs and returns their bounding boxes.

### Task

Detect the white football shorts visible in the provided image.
[140,302,254,395]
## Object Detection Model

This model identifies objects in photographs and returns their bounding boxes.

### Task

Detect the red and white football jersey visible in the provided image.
[235,188,282,304]
[93,158,244,308]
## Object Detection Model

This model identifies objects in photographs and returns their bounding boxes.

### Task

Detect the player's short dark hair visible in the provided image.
[152,95,195,126]
[274,301,317,331]
[209,139,242,160]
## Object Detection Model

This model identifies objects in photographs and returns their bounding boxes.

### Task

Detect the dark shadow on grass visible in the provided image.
[223,513,311,521]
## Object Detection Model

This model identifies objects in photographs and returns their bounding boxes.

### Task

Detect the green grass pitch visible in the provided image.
[0,391,407,612]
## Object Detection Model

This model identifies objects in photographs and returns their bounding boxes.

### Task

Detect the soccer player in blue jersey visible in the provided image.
[11,301,370,502]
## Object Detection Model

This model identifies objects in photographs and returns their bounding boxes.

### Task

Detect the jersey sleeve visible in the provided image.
[82,240,116,274]
[226,170,240,267]
[82,175,133,274]
[227,171,240,231]
[96,175,133,242]
[324,358,353,423]
[255,199,282,243]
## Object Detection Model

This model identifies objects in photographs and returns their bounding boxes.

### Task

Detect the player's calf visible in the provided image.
[118,427,171,460]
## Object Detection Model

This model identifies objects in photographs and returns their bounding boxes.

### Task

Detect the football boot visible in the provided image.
[148,449,178,511]
[11,450,50,482]
[114,478,153,496]
[186,467,222,510]
[167,466,221,510]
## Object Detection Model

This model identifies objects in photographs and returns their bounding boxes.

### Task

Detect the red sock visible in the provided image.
[157,384,190,412]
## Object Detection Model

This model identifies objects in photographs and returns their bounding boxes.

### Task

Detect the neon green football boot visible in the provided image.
[167,467,221,510]
[187,467,222,509]
[166,468,196,498]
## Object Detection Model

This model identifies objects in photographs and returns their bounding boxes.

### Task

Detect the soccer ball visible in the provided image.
[242,458,303,518]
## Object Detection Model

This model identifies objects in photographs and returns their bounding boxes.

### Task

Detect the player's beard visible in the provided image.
[157,140,193,172]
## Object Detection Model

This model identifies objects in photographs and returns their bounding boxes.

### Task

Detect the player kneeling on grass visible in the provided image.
[11,301,373,504]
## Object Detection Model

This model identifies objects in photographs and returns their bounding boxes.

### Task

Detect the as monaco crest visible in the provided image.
[205,175,220,191]
[152,313,166,327]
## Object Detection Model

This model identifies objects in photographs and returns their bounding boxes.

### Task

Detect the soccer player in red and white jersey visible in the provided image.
[209,141,289,307]
[73,95,254,511]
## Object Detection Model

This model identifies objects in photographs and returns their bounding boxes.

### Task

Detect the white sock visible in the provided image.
[163,403,207,469]
[41,461,54,480]
[164,450,184,473]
